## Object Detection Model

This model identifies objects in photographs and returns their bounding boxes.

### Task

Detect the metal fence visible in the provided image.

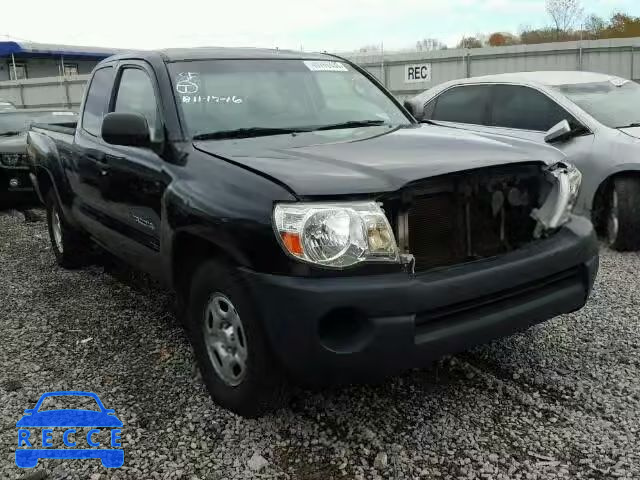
[2,37,640,109]
[0,74,89,109]
[344,37,640,100]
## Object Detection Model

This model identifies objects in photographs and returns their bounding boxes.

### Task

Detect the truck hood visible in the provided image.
[194,125,565,196]
[0,132,27,153]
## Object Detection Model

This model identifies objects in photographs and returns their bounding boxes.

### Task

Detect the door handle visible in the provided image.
[86,153,106,163]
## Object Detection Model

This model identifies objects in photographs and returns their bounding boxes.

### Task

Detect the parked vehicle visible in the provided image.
[28,49,598,417]
[406,71,640,251]
[0,108,78,208]
[0,99,16,111]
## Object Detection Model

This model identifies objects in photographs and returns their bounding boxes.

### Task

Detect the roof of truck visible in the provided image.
[105,47,334,63]
[160,47,333,61]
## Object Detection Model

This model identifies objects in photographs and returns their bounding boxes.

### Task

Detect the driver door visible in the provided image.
[96,62,169,278]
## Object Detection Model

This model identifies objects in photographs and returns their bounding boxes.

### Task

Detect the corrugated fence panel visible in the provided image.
[346,37,640,98]
[2,39,640,108]
[582,48,634,79]
[0,75,89,109]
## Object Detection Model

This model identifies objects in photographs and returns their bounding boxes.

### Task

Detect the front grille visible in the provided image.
[408,193,466,270]
[401,165,544,272]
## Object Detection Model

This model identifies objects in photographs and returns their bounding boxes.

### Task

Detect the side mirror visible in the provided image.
[102,112,151,148]
[403,100,423,121]
[544,120,572,144]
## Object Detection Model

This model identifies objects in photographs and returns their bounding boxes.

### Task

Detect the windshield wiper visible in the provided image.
[193,127,309,140]
[0,130,22,137]
[311,119,389,131]
[615,122,640,129]
[192,120,392,140]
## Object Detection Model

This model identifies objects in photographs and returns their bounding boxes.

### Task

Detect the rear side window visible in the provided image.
[432,85,491,125]
[114,68,161,141]
[82,67,114,136]
[490,85,569,131]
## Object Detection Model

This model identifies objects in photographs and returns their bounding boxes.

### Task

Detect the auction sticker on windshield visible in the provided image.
[15,391,124,468]
[303,61,349,72]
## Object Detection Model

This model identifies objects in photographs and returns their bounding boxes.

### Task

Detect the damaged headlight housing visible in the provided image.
[0,153,28,167]
[273,202,399,268]
[532,162,582,235]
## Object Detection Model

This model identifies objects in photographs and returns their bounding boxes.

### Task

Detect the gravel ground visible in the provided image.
[1,209,639,480]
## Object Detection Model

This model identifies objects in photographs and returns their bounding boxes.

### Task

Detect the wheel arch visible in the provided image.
[170,228,252,298]
[591,167,640,233]
[33,165,56,204]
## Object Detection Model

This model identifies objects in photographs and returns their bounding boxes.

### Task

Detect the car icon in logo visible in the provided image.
[16,391,124,468]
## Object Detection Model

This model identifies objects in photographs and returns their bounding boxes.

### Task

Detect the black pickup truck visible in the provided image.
[28,48,599,417]
[0,108,77,208]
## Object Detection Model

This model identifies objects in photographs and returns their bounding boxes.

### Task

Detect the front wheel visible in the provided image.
[45,190,89,268]
[186,260,286,417]
[606,177,640,251]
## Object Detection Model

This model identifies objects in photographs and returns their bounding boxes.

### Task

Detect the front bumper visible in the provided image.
[241,215,599,384]
[0,166,37,208]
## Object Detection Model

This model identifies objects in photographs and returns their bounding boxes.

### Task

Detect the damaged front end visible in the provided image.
[383,162,582,273]
[531,162,582,237]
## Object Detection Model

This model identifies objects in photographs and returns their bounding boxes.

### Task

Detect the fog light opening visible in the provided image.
[318,308,373,354]
[9,178,19,188]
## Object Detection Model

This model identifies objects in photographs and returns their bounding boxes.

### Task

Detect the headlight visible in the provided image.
[532,162,582,233]
[0,153,27,167]
[273,202,399,268]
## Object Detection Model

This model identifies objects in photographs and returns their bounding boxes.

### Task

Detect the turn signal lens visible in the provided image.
[280,232,303,256]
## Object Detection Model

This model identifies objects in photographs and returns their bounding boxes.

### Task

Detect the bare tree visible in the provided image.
[584,14,606,38]
[546,0,584,37]
[457,37,483,49]
[415,38,446,51]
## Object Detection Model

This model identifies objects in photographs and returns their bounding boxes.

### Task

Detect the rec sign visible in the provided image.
[405,63,432,83]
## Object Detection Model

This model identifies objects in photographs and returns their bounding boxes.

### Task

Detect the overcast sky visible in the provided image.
[2,0,639,52]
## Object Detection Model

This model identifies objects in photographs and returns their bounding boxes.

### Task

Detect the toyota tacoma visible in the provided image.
[28,48,599,417]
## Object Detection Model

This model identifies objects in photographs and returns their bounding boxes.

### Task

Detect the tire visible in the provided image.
[45,190,89,268]
[186,260,286,417]
[606,177,640,251]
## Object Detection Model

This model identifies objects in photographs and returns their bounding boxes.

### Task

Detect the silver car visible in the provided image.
[407,71,640,251]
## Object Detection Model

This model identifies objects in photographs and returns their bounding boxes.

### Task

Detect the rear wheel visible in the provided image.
[45,190,89,268]
[186,260,286,417]
[606,177,640,251]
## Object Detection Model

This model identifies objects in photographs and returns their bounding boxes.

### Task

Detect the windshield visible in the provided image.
[556,80,640,128]
[168,59,411,138]
[0,110,78,135]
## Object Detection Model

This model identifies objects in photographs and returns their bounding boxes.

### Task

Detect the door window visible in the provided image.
[82,67,114,136]
[431,85,491,125]
[490,85,570,131]
[114,68,161,141]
